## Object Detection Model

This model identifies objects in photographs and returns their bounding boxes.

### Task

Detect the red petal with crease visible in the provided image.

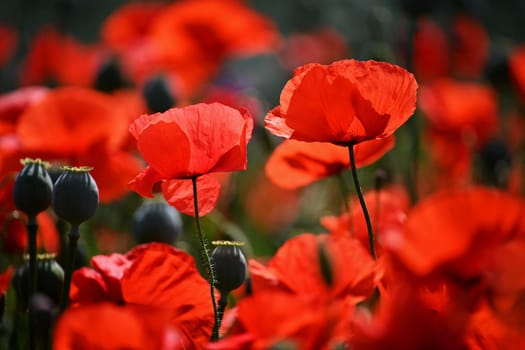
[161,174,220,216]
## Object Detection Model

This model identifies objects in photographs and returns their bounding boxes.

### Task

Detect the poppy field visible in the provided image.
[1,0,525,349]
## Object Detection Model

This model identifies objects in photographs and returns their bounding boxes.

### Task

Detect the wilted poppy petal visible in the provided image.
[161,174,220,217]
[121,244,215,346]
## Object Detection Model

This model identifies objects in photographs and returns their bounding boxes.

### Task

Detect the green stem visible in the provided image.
[191,177,219,341]
[348,144,377,259]
[59,225,79,313]
[216,293,228,336]
[27,216,37,350]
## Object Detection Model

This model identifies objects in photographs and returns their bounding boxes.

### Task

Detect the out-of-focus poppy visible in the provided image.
[412,18,450,82]
[264,59,417,145]
[147,0,279,96]
[208,290,354,350]
[249,233,379,303]
[418,79,499,189]
[452,15,489,79]
[70,243,215,347]
[20,28,103,87]
[387,187,525,278]
[129,103,253,216]
[411,15,489,82]
[279,29,350,71]
[265,136,394,190]
[0,87,142,202]
[53,302,191,350]
[0,25,17,68]
[509,45,525,102]
[321,185,410,257]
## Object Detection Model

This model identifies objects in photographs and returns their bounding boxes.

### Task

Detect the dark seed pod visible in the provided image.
[143,75,176,113]
[52,166,99,227]
[211,241,247,294]
[12,254,64,309]
[13,159,53,217]
[132,200,183,244]
[93,57,128,93]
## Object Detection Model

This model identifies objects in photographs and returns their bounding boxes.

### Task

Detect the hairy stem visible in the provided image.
[59,225,79,312]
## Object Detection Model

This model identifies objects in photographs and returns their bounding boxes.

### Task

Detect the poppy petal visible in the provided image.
[70,267,109,304]
[128,166,164,198]
[161,174,220,217]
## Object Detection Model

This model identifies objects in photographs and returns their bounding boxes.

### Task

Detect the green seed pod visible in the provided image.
[13,159,53,217]
[52,166,99,226]
[12,254,64,309]
[132,200,183,244]
[211,241,247,294]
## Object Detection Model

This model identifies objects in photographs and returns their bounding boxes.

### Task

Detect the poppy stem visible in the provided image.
[348,144,377,259]
[191,177,219,341]
[27,216,37,350]
[59,225,79,313]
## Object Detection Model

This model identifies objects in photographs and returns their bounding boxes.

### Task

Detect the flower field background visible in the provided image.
[0,0,525,349]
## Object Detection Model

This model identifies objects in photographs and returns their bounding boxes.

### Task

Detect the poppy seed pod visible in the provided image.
[13,159,53,217]
[132,201,183,244]
[12,254,64,308]
[210,241,247,294]
[52,167,99,226]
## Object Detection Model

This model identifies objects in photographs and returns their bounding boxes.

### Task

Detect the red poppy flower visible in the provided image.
[0,87,143,202]
[509,45,525,101]
[419,79,498,146]
[129,102,253,216]
[0,25,16,68]
[147,0,279,95]
[20,28,103,87]
[250,233,379,303]
[53,303,191,350]
[321,185,410,257]
[412,18,450,82]
[387,187,525,278]
[209,290,354,350]
[452,15,489,79]
[70,243,215,347]
[279,29,350,71]
[265,136,394,190]
[264,59,418,145]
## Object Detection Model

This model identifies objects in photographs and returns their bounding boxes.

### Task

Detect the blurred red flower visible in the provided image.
[0,25,17,68]
[412,15,489,82]
[70,243,215,347]
[265,136,394,190]
[249,233,379,303]
[419,79,499,189]
[20,28,104,87]
[0,86,142,202]
[54,303,191,350]
[265,59,417,145]
[321,185,410,257]
[208,290,355,350]
[101,0,279,98]
[509,45,525,102]
[129,103,253,216]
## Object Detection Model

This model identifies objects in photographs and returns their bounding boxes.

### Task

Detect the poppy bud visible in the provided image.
[13,159,53,217]
[52,166,99,227]
[132,200,183,244]
[211,241,247,294]
[12,254,64,309]
[143,75,176,113]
